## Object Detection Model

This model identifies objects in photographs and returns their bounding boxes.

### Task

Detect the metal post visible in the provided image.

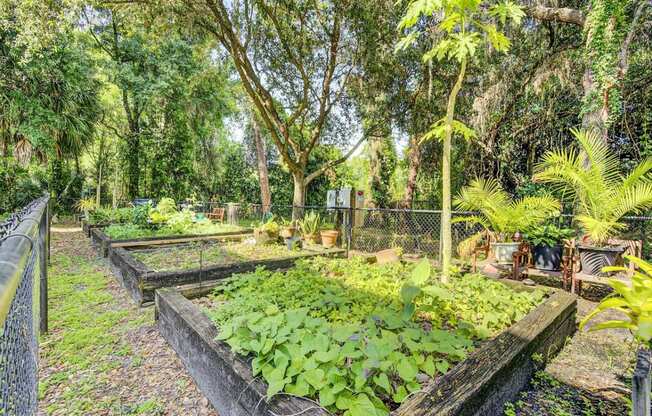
[633,348,651,416]
[39,203,48,334]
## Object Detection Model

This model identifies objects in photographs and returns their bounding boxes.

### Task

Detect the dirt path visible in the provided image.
[38,228,217,416]
[509,298,637,415]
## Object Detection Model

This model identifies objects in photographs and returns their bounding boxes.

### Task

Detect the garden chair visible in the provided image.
[207,207,225,223]
[565,238,643,296]
[470,231,528,280]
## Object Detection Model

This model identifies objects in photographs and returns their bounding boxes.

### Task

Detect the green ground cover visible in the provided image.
[204,257,545,416]
[132,241,313,272]
[39,230,216,415]
[103,222,243,240]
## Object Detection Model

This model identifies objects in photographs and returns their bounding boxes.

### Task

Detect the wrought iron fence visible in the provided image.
[0,196,49,416]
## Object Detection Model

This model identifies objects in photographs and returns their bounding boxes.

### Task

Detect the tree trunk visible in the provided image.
[581,69,610,141]
[368,134,382,208]
[252,117,271,213]
[291,171,306,220]
[441,58,467,282]
[401,134,421,209]
[96,162,102,208]
[126,133,140,199]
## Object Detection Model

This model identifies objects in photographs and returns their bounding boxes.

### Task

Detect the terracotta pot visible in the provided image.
[320,230,339,248]
[303,233,319,245]
[491,242,521,265]
[280,226,296,239]
[254,229,278,245]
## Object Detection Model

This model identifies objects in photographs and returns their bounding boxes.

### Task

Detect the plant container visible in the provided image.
[280,226,296,239]
[491,242,521,265]
[303,233,319,245]
[532,244,563,271]
[320,230,339,248]
[577,245,625,276]
[254,229,278,245]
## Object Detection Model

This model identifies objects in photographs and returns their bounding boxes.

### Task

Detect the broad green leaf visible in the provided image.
[410,259,431,285]
[373,373,392,394]
[303,368,326,390]
[396,357,418,382]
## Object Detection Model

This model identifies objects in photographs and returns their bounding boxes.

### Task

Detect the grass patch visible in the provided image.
[103,222,243,240]
[39,252,153,415]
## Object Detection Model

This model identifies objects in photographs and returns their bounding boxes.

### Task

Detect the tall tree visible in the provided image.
[167,0,366,216]
[398,0,524,278]
[251,114,271,213]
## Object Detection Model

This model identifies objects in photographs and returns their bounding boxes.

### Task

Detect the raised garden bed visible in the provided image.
[90,226,252,257]
[155,258,577,416]
[111,241,345,305]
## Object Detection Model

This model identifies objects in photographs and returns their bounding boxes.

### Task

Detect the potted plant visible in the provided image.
[254,216,280,245]
[298,212,321,245]
[320,222,339,249]
[279,219,297,239]
[535,128,652,275]
[455,178,560,264]
[74,197,96,220]
[526,224,575,271]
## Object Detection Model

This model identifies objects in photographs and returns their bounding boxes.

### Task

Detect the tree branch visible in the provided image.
[304,134,366,185]
[525,5,585,27]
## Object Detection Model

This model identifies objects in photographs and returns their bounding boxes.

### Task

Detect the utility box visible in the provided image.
[337,188,354,208]
[326,190,338,209]
[326,188,362,210]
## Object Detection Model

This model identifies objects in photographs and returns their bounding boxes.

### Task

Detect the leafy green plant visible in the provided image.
[132,204,151,227]
[74,197,96,215]
[454,178,560,246]
[206,257,544,414]
[299,212,321,236]
[396,0,525,279]
[87,207,133,225]
[256,216,280,235]
[526,225,575,248]
[534,128,652,246]
[164,209,195,234]
[149,197,177,224]
[580,255,652,349]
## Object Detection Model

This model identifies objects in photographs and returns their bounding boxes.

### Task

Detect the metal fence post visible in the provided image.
[39,202,49,334]
[633,348,651,416]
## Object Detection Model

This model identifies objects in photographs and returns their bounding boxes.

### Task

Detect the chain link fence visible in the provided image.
[0,196,49,416]
[195,203,652,261]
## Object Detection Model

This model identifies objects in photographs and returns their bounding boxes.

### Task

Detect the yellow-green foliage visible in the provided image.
[581,255,652,348]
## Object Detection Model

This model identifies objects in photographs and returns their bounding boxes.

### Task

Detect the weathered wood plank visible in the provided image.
[156,285,577,416]
[395,290,577,416]
[156,288,329,416]
[109,242,345,305]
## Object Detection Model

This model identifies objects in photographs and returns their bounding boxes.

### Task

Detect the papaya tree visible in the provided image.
[396,0,524,279]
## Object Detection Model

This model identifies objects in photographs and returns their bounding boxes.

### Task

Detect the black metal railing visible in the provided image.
[0,196,49,416]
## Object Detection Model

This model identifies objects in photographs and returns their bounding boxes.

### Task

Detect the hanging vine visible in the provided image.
[582,0,629,127]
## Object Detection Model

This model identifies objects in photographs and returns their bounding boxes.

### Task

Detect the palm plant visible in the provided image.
[454,178,560,259]
[534,129,652,247]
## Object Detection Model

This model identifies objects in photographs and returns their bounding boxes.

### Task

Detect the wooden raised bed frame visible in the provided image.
[110,243,345,306]
[90,226,253,257]
[156,279,577,416]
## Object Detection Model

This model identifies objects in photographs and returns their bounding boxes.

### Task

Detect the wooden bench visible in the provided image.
[207,207,225,222]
